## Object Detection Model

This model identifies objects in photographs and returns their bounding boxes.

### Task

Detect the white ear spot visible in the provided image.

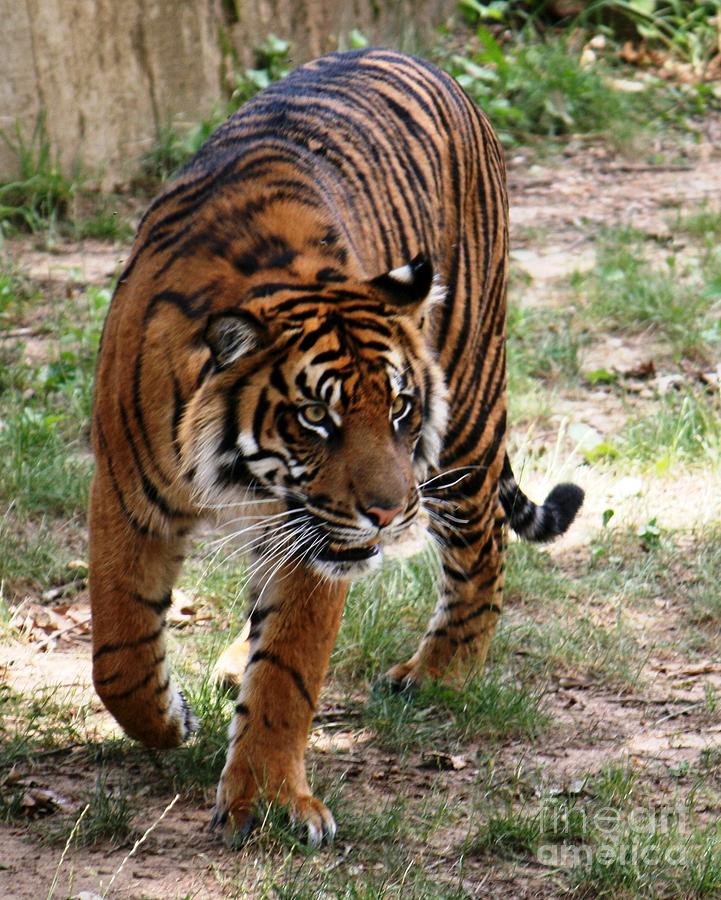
[427,275,447,308]
[387,264,414,285]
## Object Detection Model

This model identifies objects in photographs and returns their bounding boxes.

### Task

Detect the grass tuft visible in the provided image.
[40,776,136,848]
[575,227,721,359]
[0,114,77,234]
[363,670,548,754]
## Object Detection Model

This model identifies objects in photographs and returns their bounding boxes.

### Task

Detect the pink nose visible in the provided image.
[366,504,404,528]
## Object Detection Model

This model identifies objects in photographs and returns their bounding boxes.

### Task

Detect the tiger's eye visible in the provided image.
[391,395,409,418]
[301,403,327,425]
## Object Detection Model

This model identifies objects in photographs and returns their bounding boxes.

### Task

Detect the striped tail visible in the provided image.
[499,454,584,542]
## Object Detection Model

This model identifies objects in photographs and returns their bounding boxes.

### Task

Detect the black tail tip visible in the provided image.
[545,482,585,536]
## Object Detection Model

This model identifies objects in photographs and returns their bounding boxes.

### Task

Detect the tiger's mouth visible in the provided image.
[317,541,381,563]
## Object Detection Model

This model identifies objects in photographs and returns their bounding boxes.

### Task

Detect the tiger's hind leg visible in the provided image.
[89,472,197,749]
[386,495,506,688]
[211,618,251,689]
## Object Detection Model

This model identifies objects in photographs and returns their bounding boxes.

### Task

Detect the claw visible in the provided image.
[373,672,417,697]
[211,804,256,847]
[290,797,337,848]
[209,807,228,832]
[322,815,337,845]
[223,812,256,849]
[306,819,323,848]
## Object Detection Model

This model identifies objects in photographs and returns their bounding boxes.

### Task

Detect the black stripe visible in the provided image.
[119,403,191,520]
[93,626,163,662]
[95,421,158,537]
[103,668,155,700]
[448,603,501,629]
[246,649,313,708]
[131,591,172,614]
[143,288,214,324]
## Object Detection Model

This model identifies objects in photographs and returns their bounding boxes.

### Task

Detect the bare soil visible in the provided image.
[2,125,721,898]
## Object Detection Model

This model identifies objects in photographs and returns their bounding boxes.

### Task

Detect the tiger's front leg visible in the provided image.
[213,562,347,847]
[386,497,506,688]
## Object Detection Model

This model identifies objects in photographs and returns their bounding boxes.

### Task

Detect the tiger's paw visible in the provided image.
[381,660,422,693]
[288,795,337,848]
[213,769,336,848]
[106,684,198,750]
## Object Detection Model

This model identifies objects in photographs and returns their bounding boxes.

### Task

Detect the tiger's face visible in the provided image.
[181,256,447,578]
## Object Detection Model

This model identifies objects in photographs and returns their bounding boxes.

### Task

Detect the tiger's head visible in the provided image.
[180,254,447,578]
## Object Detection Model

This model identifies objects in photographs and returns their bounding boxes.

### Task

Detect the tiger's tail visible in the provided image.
[499,454,584,542]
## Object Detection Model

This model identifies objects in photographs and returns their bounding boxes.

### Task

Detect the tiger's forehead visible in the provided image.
[281,321,409,406]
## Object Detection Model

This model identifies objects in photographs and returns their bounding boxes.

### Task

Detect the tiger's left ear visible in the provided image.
[204,311,265,369]
[371,254,434,306]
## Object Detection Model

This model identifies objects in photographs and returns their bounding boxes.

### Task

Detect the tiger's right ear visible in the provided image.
[370,254,434,306]
[204,312,264,369]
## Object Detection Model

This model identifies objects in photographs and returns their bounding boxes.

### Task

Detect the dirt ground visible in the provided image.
[1,123,721,898]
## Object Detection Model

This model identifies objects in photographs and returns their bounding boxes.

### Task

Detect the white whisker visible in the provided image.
[420,471,474,492]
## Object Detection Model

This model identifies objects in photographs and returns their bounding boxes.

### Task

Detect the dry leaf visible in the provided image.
[622,359,655,380]
[419,751,468,771]
[19,787,69,817]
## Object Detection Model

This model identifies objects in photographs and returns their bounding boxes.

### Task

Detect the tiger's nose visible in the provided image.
[365,504,404,528]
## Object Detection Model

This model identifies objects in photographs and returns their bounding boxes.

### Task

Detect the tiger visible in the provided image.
[89,47,583,847]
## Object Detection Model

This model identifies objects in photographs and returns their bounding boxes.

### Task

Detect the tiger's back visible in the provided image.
[90,49,581,845]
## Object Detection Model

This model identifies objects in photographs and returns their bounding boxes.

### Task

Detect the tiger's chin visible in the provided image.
[308,512,431,580]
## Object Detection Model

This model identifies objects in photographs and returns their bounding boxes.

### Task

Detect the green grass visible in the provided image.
[621,388,721,470]
[165,669,233,795]
[0,515,78,595]
[39,775,136,848]
[0,261,39,317]
[361,671,548,754]
[591,764,639,808]
[333,554,438,684]
[461,752,721,897]
[220,853,473,899]
[674,205,721,243]
[0,406,91,518]
[680,532,721,630]
[577,386,721,473]
[0,684,93,772]
[573,226,721,358]
[570,820,721,899]
[465,797,587,858]
[0,117,134,239]
[72,203,134,242]
[0,281,109,599]
[502,540,650,685]
[507,303,583,385]
[0,114,77,234]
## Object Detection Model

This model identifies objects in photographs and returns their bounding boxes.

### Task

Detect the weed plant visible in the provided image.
[0,114,76,233]
[580,235,717,354]
[40,776,136,848]
[578,0,720,75]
